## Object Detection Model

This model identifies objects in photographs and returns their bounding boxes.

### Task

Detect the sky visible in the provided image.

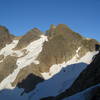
[0,0,100,41]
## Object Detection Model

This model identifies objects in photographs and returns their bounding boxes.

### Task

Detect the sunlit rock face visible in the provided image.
[37,24,98,72]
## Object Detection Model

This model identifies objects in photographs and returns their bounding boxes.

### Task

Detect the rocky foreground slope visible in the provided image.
[0,24,99,100]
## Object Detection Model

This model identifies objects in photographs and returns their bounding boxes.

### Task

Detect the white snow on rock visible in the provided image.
[41,50,98,80]
[17,35,48,67]
[0,35,48,90]
[0,37,99,100]
[0,40,23,57]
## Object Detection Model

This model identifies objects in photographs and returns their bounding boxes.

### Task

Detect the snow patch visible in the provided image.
[0,40,23,57]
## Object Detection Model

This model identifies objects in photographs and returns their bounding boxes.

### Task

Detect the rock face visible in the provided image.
[0,24,99,97]
[0,56,17,82]
[10,24,99,95]
[14,28,43,49]
[12,63,43,87]
[0,26,14,49]
[12,24,99,89]
[37,24,98,72]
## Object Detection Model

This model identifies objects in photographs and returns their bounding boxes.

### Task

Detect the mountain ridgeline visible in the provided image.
[0,24,99,100]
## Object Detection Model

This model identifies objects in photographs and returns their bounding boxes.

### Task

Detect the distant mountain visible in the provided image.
[0,24,99,100]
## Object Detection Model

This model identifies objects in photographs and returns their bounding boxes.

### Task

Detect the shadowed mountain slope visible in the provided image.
[37,24,98,72]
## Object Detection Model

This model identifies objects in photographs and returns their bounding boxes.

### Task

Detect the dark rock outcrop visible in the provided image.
[95,44,100,51]
[17,73,44,95]
[41,97,55,100]
[12,63,42,87]
[17,73,43,95]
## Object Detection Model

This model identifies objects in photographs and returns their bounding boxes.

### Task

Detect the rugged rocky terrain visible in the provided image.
[41,45,100,100]
[0,24,99,100]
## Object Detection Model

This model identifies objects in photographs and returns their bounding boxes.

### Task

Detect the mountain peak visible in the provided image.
[0,24,99,100]
[14,28,43,49]
[0,26,14,49]
[0,26,9,33]
[47,24,81,40]
[56,24,73,32]
[28,28,42,34]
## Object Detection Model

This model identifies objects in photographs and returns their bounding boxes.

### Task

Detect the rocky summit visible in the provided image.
[0,24,99,100]
[0,26,14,49]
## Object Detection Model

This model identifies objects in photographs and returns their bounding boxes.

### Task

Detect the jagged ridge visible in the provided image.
[0,24,99,98]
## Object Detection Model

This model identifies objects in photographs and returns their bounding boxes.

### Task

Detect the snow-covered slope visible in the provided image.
[0,35,48,90]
